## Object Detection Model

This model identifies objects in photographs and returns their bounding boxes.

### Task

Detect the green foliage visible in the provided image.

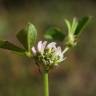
[71,18,78,34]
[0,17,90,56]
[44,16,90,44]
[16,23,37,52]
[0,23,37,57]
[75,16,91,35]
[64,19,71,33]
[44,27,65,41]
[65,18,78,34]
[0,40,25,52]
[64,16,91,47]
[65,16,91,36]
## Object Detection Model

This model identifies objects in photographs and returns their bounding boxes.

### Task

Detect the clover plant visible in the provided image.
[0,16,91,96]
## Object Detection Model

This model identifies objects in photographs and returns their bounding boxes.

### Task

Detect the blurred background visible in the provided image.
[0,0,96,96]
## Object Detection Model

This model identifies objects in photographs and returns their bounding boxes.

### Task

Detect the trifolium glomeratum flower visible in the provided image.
[32,41,67,72]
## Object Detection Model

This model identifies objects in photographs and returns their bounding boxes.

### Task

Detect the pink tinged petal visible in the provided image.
[40,41,47,53]
[32,47,36,55]
[37,41,43,53]
[47,42,56,49]
[39,41,47,54]
[55,46,62,56]
[42,41,47,51]
[55,46,65,62]
[57,46,61,53]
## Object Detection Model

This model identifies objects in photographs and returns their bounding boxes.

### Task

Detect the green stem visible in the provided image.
[43,71,49,96]
[63,47,69,54]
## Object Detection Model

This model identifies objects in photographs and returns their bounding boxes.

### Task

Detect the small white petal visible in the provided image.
[37,41,43,53]
[32,47,36,55]
[42,41,47,50]
[60,53,64,61]
[39,41,47,53]
[54,46,65,62]
[47,42,56,49]
[56,46,61,55]
[55,47,63,58]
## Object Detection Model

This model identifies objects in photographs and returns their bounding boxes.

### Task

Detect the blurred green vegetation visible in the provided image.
[0,0,96,96]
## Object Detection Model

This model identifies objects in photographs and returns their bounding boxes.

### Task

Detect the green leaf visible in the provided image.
[71,18,78,33]
[64,19,71,33]
[44,27,65,41]
[16,23,37,52]
[75,16,91,35]
[0,40,25,52]
[65,18,78,34]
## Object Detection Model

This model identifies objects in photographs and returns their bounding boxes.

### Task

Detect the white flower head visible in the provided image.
[32,41,66,71]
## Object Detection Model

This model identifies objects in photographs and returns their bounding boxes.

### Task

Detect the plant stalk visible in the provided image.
[43,71,49,96]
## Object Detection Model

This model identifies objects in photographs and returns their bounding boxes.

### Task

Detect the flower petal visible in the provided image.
[54,46,65,62]
[37,41,43,53]
[42,41,47,50]
[56,46,61,54]
[47,42,56,49]
[32,47,36,55]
